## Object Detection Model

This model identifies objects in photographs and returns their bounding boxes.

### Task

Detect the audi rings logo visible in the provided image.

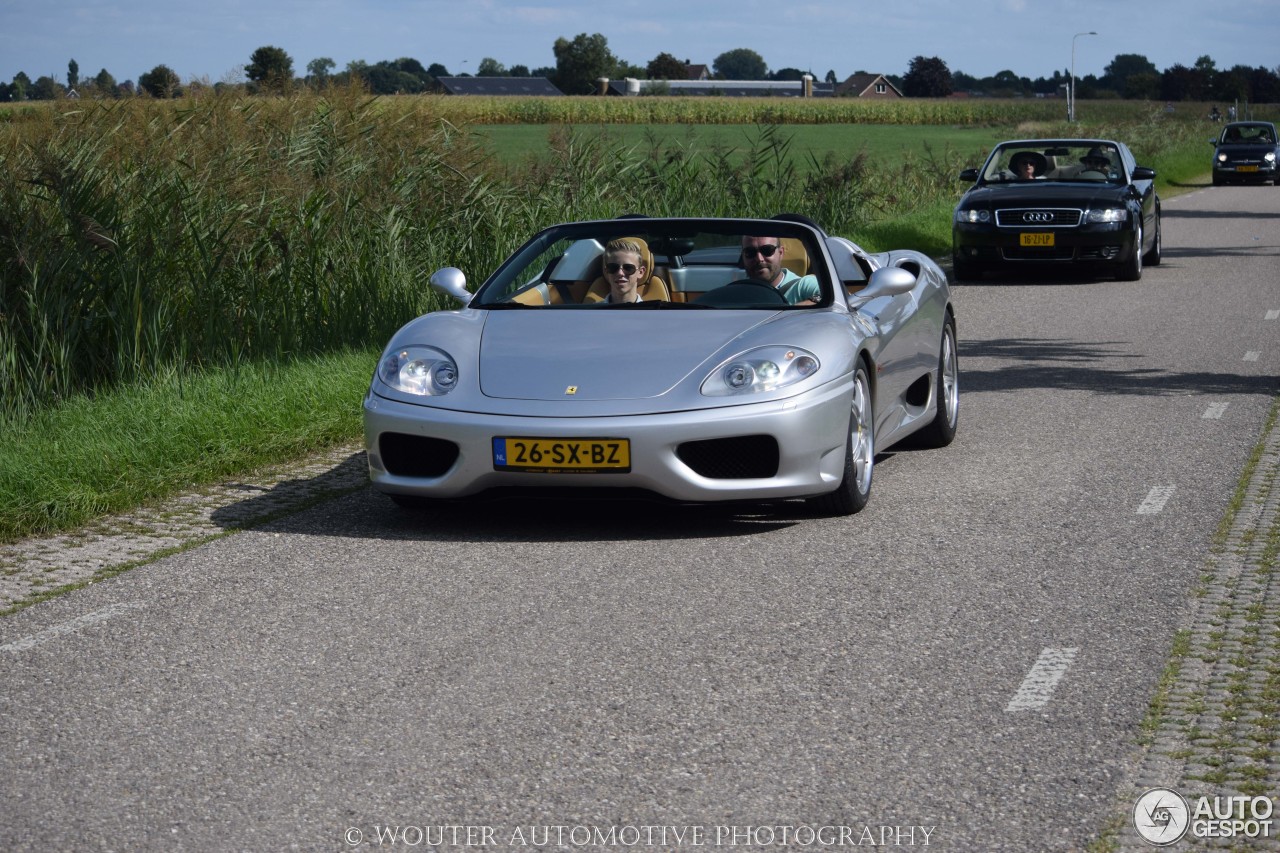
[1134,788,1191,846]
[1022,211,1054,223]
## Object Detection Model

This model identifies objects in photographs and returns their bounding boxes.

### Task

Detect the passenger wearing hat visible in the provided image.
[1009,151,1046,180]
[1079,147,1117,178]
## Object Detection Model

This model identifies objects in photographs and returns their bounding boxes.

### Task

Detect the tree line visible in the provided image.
[4,34,1278,104]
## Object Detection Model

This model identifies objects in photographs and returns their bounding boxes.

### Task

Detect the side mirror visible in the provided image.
[430,267,472,306]
[852,266,916,304]
[959,168,980,182]
[1131,166,1156,181]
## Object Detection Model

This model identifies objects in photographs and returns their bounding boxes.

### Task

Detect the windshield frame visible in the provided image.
[469,218,836,310]
[977,140,1130,186]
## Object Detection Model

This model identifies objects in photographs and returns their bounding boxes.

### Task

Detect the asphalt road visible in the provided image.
[1,183,1278,852]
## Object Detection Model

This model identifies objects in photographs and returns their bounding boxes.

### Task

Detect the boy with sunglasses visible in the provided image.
[741,235,820,305]
[602,238,648,303]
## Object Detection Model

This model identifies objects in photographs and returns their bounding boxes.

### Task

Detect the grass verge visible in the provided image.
[0,348,376,543]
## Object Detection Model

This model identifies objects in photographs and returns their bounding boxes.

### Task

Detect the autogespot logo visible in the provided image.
[1134,788,1191,846]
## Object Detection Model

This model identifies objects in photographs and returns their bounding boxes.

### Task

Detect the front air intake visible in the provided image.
[676,435,780,479]
[379,433,460,478]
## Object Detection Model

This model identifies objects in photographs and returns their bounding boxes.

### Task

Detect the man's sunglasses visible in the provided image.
[605,263,639,275]
[743,244,780,258]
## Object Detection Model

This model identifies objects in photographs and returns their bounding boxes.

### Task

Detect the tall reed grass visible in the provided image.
[0,90,1218,420]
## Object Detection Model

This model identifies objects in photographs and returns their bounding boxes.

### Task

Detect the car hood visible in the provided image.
[478,310,772,401]
[961,183,1132,207]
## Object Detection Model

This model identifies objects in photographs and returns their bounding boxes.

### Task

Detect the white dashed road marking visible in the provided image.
[1,602,142,653]
[1244,351,1261,362]
[1006,647,1079,712]
[1265,309,1279,320]
[1137,485,1176,515]
[1202,402,1230,420]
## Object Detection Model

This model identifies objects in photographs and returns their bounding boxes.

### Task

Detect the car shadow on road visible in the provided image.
[954,267,1131,287]
[959,338,1280,396]
[1161,206,1280,220]
[207,451,890,542]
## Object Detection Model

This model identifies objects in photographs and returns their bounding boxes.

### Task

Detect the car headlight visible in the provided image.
[1218,153,1228,163]
[377,346,459,396]
[1086,207,1126,223]
[701,347,820,397]
[955,209,990,224]
[1266,152,1277,163]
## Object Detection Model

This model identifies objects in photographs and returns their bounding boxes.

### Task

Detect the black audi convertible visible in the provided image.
[952,139,1161,282]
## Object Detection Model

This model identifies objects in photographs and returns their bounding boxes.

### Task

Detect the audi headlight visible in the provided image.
[1086,207,1126,223]
[702,347,820,397]
[955,208,990,224]
[377,347,459,396]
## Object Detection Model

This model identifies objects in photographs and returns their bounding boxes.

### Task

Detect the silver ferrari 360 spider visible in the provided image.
[363,216,958,515]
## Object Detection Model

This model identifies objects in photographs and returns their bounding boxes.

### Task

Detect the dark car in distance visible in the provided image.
[952,139,1161,282]
[1211,121,1279,186]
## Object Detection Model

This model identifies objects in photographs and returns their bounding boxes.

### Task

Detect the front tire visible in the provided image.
[1118,223,1143,281]
[388,493,435,510]
[913,315,959,448]
[952,258,983,282]
[810,361,874,516]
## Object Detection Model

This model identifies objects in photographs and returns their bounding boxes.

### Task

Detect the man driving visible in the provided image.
[741,236,820,305]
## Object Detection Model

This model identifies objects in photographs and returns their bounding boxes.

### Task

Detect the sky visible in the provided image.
[3,0,1278,87]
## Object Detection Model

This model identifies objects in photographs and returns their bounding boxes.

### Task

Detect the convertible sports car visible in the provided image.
[363,216,958,516]
[952,138,1161,281]
[1211,121,1279,186]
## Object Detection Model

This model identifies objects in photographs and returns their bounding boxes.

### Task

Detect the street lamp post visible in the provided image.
[1070,31,1097,122]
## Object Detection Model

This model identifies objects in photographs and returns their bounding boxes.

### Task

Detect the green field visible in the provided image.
[472,123,1013,172]
[0,92,1222,544]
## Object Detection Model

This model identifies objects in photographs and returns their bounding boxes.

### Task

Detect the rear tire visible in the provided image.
[1143,211,1162,266]
[913,315,959,449]
[810,361,874,516]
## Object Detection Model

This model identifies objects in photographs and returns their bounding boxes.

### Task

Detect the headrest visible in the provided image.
[777,237,809,276]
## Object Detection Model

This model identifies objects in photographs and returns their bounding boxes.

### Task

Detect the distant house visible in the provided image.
[436,77,563,96]
[685,64,711,81]
[605,78,834,98]
[836,73,903,98]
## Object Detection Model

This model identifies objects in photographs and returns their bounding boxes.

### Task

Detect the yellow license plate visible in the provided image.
[1020,232,1055,247]
[493,437,631,472]
[1238,165,1259,172]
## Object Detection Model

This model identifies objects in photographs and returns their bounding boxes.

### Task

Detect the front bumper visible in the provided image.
[1213,161,1278,183]
[363,379,854,503]
[953,222,1137,266]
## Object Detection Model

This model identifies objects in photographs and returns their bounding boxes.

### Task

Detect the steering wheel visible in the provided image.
[694,279,789,307]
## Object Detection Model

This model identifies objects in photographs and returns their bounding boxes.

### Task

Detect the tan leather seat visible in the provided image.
[583,237,671,303]
[777,237,809,276]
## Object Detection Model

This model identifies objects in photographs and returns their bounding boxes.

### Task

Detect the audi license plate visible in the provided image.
[1020,232,1055,247]
[493,437,631,473]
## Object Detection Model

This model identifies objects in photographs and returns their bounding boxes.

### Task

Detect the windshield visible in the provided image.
[471,221,833,309]
[1220,124,1276,145]
[981,143,1125,184]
